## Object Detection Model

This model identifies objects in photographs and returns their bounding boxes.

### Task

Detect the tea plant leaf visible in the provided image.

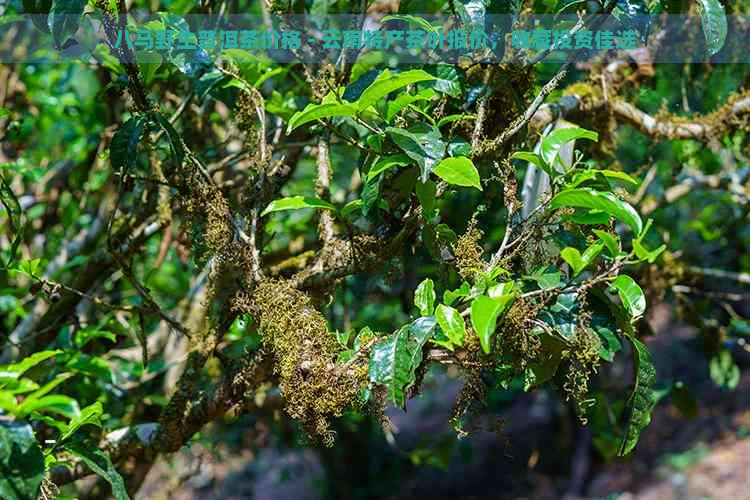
[435,304,466,348]
[0,421,44,500]
[432,157,482,190]
[64,442,130,500]
[386,126,445,182]
[470,294,515,353]
[550,188,643,234]
[261,196,336,216]
[618,337,657,456]
[110,115,150,172]
[0,173,22,269]
[286,102,359,133]
[541,127,598,169]
[414,278,436,316]
[610,275,646,319]
[47,0,85,48]
[355,69,437,111]
[560,241,604,277]
[367,154,411,181]
[369,318,436,408]
[696,0,727,56]
[59,401,103,443]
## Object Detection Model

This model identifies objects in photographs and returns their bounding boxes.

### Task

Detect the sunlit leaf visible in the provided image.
[261,196,336,216]
[432,157,482,190]
[470,294,514,354]
[610,275,646,319]
[414,278,436,316]
[435,304,466,348]
[550,188,643,234]
[697,0,727,56]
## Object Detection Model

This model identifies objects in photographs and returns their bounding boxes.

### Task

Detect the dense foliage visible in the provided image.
[1,0,750,498]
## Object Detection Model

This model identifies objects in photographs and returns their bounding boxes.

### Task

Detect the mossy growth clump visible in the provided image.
[561,326,602,424]
[179,180,234,265]
[234,280,368,445]
[452,217,485,280]
[497,299,542,371]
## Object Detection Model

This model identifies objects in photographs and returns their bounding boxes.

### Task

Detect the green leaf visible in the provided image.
[381,14,439,32]
[524,330,565,390]
[353,326,375,352]
[414,278,436,316]
[366,154,411,181]
[0,391,16,412]
[0,173,23,268]
[25,372,74,401]
[407,317,437,375]
[610,275,646,319]
[633,240,666,264]
[138,51,163,86]
[0,421,44,500]
[16,394,80,419]
[386,126,445,182]
[570,169,639,189]
[550,188,643,234]
[23,0,53,33]
[432,157,482,191]
[415,180,437,217]
[110,115,150,172]
[341,199,363,219]
[696,0,727,56]
[538,292,580,341]
[361,175,382,216]
[0,378,38,396]
[540,127,598,169]
[261,196,336,216]
[151,113,185,166]
[74,326,117,348]
[64,442,130,500]
[59,401,103,444]
[709,350,740,389]
[487,281,514,298]
[66,354,113,383]
[632,218,665,263]
[618,337,657,456]
[524,266,563,291]
[18,258,43,276]
[369,318,436,408]
[0,350,62,381]
[47,0,85,48]
[355,69,437,111]
[286,102,358,133]
[385,89,437,122]
[437,113,476,128]
[560,241,604,277]
[369,326,411,408]
[510,151,541,166]
[435,304,466,348]
[510,151,556,178]
[470,295,515,354]
[444,282,470,306]
[560,210,611,225]
[592,229,622,258]
[590,313,622,362]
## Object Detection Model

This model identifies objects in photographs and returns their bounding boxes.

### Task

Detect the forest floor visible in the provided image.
[136,303,750,500]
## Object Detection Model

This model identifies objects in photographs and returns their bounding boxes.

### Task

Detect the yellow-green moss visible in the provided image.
[452,217,485,280]
[233,280,368,445]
